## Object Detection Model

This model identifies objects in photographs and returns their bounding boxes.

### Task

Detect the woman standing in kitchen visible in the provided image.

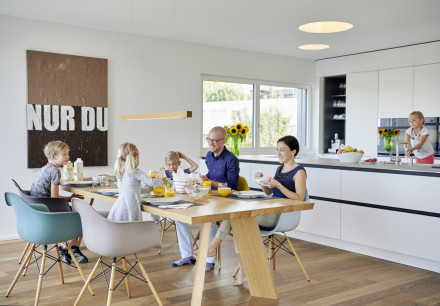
[405,111,434,164]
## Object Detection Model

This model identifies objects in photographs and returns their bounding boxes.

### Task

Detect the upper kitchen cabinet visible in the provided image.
[346,71,379,156]
[378,67,413,118]
[322,75,346,153]
[414,63,440,117]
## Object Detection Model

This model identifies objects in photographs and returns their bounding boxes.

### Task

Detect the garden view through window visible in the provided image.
[202,77,308,152]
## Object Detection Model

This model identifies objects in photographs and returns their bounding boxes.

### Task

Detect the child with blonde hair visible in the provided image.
[31,140,87,264]
[107,142,155,221]
[164,151,198,178]
[405,111,434,164]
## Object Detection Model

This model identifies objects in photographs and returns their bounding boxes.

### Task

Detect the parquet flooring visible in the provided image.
[1,225,440,305]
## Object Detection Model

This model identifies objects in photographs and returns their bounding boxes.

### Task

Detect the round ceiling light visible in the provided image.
[299,21,353,33]
[299,44,329,50]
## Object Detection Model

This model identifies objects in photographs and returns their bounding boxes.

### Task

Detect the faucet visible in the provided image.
[390,141,409,165]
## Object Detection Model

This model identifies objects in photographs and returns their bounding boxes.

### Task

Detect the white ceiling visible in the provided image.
[1,0,440,60]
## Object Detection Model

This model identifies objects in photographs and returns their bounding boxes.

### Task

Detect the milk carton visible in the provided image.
[74,158,84,181]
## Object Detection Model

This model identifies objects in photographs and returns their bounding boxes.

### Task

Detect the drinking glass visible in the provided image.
[99,175,109,187]
[218,182,228,189]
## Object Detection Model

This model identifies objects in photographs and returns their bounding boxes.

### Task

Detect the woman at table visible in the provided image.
[235,135,307,286]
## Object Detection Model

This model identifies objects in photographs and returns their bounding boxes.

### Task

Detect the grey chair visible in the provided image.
[71,198,163,306]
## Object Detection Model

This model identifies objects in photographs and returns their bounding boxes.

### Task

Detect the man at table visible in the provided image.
[173,126,240,271]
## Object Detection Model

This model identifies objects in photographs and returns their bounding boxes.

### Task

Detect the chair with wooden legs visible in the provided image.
[4,192,93,306]
[233,189,310,281]
[72,198,163,306]
[157,217,177,254]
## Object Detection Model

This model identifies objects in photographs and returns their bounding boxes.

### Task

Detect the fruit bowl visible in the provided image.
[338,152,363,163]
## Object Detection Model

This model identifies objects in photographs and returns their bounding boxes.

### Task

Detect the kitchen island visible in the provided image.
[199,155,440,273]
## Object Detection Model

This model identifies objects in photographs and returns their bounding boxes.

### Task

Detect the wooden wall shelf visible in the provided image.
[119,111,192,121]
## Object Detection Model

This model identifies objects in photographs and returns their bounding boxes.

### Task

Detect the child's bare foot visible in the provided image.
[232,265,245,286]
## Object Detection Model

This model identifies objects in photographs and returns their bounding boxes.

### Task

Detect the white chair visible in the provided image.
[233,189,310,281]
[71,198,163,306]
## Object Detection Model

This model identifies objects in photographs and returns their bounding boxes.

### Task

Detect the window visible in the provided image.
[202,75,309,153]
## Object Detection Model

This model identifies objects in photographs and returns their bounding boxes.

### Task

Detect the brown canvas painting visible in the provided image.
[26,50,108,168]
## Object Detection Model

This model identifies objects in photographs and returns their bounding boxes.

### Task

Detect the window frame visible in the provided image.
[200,74,311,157]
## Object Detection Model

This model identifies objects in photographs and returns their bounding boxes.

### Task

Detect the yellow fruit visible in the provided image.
[358,150,364,154]
[342,145,353,152]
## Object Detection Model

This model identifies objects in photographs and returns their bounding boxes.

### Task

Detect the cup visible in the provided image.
[99,175,109,187]
[164,184,175,197]
[218,187,231,197]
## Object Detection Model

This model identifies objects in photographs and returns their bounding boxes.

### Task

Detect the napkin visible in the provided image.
[158,203,193,209]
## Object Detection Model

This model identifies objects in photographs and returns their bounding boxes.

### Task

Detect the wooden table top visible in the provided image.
[61,184,314,225]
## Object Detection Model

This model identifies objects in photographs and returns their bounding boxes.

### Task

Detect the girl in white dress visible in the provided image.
[405,111,435,164]
[107,143,154,221]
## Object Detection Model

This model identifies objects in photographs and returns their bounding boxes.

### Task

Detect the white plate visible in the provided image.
[61,180,93,186]
[145,197,181,205]
[97,189,119,196]
[233,191,267,198]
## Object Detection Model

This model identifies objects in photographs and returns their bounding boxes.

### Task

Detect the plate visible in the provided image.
[233,191,267,198]
[145,197,181,205]
[61,180,93,186]
[96,189,119,196]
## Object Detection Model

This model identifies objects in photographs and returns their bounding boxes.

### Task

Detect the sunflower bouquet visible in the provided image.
[378,128,400,152]
[223,123,249,155]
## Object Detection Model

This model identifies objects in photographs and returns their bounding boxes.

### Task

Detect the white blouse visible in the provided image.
[405,127,434,159]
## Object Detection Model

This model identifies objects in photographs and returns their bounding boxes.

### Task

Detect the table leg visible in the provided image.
[191,222,211,306]
[231,217,278,299]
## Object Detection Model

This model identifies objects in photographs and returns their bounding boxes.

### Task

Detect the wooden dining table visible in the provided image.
[62,183,314,305]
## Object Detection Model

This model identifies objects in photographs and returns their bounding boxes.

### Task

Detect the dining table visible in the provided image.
[61,182,314,306]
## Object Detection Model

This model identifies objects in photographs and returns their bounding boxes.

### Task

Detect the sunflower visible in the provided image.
[378,129,384,136]
[235,123,243,131]
[393,129,400,136]
[240,128,247,136]
[229,127,238,135]
[382,128,389,134]
[223,125,228,132]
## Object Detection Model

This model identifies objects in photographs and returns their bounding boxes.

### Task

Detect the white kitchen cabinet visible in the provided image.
[305,167,341,199]
[341,205,440,262]
[378,67,413,118]
[297,199,341,240]
[346,71,379,156]
[413,63,440,117]
[239,162,251,187]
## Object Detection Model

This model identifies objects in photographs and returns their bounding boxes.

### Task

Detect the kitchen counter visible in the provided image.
[233,155,440,177]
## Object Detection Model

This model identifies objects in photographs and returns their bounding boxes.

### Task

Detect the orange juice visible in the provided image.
[164,190,175,197]
[203,181,212,196]
[153,186,165,197]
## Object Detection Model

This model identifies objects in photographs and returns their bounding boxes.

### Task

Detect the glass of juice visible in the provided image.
[148,170,158,178]
[164,184,175,197]
[203,180,211,195]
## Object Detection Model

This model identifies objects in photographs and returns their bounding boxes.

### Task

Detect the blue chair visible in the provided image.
[11,179,72,265]
[4,192,93,305]
[260,189,310,281]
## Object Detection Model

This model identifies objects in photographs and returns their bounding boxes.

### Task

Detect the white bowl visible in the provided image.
[338,152,364,163]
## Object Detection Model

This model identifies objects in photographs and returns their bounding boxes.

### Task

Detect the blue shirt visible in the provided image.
[205,147,239,190]
[271,165,306,198]
[165,168,190,179]
[30,163,60,197]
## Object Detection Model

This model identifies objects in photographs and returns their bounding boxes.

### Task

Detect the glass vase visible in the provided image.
[231,137,240,155]
[384,135,393,152]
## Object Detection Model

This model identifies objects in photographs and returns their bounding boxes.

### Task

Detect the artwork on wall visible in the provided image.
[26,50,108,168]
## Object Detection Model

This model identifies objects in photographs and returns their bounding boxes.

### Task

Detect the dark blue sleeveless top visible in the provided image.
[271,165,306,198]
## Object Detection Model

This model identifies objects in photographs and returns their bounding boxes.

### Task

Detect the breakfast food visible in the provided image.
[363,158,377,163]
[337,145,364,154]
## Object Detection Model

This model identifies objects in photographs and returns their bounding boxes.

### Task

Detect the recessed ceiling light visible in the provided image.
[299,44,329,50]
[299,21,353,33]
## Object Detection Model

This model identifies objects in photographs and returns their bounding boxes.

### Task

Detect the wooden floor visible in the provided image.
[1,225,440,306]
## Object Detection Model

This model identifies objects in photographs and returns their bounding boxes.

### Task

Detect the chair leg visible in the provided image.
[6,244,36,297]
[22,246,34,276]
[107,258,117,306]
[18,242,31,264]
[67,244,95,296]
[55,243,65,284]
[78,237,83,247]
[271,236,276,270]
[233,264,240,278]
[74,258,101,306]
[137,259,162,306]
[122,257,131,298]
[158,219,167,254]
[285,236,310,281]
[267,236,272,262]
[192,230,200,248]
[35,245,48,306]
[217,244,221,270]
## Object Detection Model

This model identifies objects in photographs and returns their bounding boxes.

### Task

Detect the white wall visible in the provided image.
[0,14,315,240]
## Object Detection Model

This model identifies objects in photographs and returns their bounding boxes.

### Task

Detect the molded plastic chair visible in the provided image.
[260,189,310,281]
[4,192,93,306]
[71,198,163,306]
[11,179,72,265]
[237,176,250,192]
